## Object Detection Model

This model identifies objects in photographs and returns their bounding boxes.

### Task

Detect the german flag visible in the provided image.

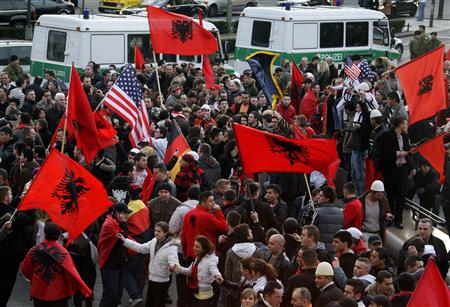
[164,120,190,180]
[127,198,151,238]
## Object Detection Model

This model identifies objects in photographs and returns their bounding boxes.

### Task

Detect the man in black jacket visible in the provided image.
[314,262,343,307]
[285,248,320,305]
[268,234,294,287]
[0,186,35,307]
[375,116,415,229]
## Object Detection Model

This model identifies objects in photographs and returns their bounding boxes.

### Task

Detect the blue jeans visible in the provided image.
[417,2,425,20]
[100,268,124,307]
[351,150,366,196]
[124,254,145,300]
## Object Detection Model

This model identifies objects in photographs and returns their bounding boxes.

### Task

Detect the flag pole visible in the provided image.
[152,51,164,106]
[303,173,313,202]
[56,68,73,153]
[7,208,18,223]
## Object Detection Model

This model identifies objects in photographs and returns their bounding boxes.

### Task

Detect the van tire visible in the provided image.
[208,4,218,17]
[11,22,25,32]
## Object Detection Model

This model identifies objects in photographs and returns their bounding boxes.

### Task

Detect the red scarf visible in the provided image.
[188,258,200,293]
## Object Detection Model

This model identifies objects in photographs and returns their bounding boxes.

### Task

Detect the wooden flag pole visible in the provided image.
[60,69,71,155]
[152,50,164,107]
[303,173,313,202]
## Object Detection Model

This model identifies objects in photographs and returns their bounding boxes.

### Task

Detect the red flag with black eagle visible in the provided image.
[67,65,103,163]
[146,6,218,56]
[18,149,113,244]
[395,45,446,125]
[416,133,446,184]
[233,123,339,185]
[48,114,75,149]
[21,239,92,300]
[134,46,145,71]
[197,8,215,89]
[141,166,157,204]
[164,120,191,179]
[291,59,304,114]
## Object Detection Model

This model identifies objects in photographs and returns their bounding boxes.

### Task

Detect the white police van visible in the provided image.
[234,5,402,72]
[30,13,227,82]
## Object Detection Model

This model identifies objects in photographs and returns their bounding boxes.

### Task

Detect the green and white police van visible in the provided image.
[234,5,402,72]
[30,13,227,82]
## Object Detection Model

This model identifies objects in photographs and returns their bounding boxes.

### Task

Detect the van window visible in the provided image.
[293,23,318,49]
[0,46,31,66]
[346,22,368,47]
[320,23,343,48]
[128,34,154,63]
[373,21,390,46]
[91,35,125,64]
[251,21,271,47]
[47,30,67,62]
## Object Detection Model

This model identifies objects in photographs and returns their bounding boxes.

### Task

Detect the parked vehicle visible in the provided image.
[0,0,36,31]
[121,0,207,17]
[0,40,32,72]
[31,0,75,18]
[391,0,418,17]
[98,0,142,13]
[201,0,257,17]
[234,5,402,72]
[31,14,229,82]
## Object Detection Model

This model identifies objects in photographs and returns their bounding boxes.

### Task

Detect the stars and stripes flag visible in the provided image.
[344,56,361,81]
[102,65,151,147]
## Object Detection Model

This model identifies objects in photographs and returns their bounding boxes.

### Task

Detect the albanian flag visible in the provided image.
[291,59,304,114]
[246,51,283,108]
[164,120,191,180]
[141,166,156,204]
[68,65,103,163]
[21,240,92,300]
[146,6,218,56]
[233,123,339,181]
[134,46,145,71]
[416,133,446,183]
[299,88,319,120]
[18,149,113,244]
[93,110,119,149]
[407,257,450,306]
[395,45,446,125]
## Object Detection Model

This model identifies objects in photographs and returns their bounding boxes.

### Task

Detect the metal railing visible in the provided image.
[405,198,446,229]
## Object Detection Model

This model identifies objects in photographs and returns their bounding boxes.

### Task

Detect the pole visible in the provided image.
[226,0,232,33]
[7,208,18,223]
[60,99,69,154]
[303,173,313,202]
[152,51,164,105]
[429,0,436,28]
[437,0,444,19]
[244,177,255,212]
[25,0,32,40]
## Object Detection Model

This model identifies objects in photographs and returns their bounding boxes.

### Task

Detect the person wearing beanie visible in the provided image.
[314,262,343,307]
[148,182,181,229]
[359,180,392,241]
[3,55,23,82]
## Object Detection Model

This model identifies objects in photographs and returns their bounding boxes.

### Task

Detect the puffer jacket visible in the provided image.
[180,253,221,292]
[123,236,179,282]
[312,203,344,255]
[198,156,221,190]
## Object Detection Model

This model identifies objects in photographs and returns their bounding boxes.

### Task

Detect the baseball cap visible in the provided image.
[232,72,241,78]
[368,234,382,245]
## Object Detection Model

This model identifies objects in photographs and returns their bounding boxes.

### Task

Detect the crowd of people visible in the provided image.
[0,26,450,307]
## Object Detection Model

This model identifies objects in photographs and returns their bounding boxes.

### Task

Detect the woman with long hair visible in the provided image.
[175,235,222,307]
[250,259,279,294]
[174,154,203,202]
[118,221,179,307]
[222,256,257,307]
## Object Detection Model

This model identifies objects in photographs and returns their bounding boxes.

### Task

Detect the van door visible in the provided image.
[90,34,126,66]
[270,21,284,52]
[66,31,81,67]
[45,29,71,81]
[372,20,391,58]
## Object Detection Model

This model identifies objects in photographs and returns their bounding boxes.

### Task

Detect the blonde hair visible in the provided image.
[240,288,257,301]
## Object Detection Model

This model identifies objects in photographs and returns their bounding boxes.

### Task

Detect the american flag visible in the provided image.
[358,59,375,84]
[344,56,361,81]
[102,65,151,147]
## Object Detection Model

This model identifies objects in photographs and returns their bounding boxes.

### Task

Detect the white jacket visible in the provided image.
[180,254,221,292]
[123,237,179,282]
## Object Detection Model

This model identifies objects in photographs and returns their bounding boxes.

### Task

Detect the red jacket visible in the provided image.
[275,103,296,124]
[343,198,363,229]
[180,205,227,258]
[21,240,92,301]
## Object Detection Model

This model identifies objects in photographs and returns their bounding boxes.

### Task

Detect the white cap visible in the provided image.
[346,227,363,240]
[130,148,140,154]
[370,180,385,192]
[186,150,199,161]
[201,104,211,111]
[358,82,371,92]
[370,109,382,119]
[232,72,241,78]
[305,72,315,80]
[316,262,334,276]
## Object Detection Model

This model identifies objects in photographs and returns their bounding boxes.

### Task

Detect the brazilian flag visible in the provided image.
[246,51,284,108]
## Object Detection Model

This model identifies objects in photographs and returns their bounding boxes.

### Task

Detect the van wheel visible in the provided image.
[409,6,417,16]
[395,44,404,57]
[208,4,218,17]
